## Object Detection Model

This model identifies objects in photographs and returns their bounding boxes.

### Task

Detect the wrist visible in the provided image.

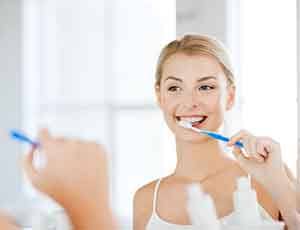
[266,174,297,228]
[264,171,291,197]
[64,197,115,230]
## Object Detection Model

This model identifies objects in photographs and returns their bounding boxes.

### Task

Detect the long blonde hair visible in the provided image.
[155,34,235,87]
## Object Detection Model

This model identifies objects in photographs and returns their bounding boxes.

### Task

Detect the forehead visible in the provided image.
[161,52,225,82]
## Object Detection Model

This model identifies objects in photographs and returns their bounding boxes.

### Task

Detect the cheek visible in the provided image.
[160,94,177,113]
[205,96,226,130]
[160,97,179,129]
[204,92,226,113]
[162,101,177,119]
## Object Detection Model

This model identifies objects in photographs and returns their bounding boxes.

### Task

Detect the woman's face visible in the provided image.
[156,52,235,143]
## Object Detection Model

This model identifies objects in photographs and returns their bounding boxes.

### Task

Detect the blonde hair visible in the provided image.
[155,34,235,87]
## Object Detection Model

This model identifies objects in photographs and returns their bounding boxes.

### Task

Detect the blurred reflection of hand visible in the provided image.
[23,129,115,229]
[0,213,19,230]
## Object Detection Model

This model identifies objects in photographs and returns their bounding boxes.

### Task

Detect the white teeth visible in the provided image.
[179,116,206,123]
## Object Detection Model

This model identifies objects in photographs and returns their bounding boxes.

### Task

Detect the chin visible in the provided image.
[176,132,211,144]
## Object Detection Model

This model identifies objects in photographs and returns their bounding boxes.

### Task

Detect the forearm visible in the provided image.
[68,210,115,230]
[64,199,116,230]
[266,174,298,230]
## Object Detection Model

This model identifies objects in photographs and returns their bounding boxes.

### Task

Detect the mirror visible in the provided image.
[0,0,298,229]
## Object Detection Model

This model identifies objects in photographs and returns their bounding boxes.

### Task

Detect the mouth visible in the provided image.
[176,115,208,128]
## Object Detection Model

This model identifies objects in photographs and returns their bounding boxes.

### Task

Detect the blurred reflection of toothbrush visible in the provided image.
[9,129,40,147]
[9,129,46,170]
[178,120,244,148]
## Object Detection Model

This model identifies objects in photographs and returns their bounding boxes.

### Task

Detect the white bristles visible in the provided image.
[178,120,206,133]
[178,120,193,129]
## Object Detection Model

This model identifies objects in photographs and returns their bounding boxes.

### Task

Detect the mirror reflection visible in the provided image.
[0,0,298,229]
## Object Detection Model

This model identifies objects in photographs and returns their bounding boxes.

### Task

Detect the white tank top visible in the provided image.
[146,178,274,230]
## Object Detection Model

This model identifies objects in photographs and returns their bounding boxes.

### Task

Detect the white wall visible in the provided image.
[176,0,228,44]
[0,0,23,204]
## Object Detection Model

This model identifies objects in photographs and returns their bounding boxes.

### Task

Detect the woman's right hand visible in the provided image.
[227,129,286,189]
[228,130,298,229]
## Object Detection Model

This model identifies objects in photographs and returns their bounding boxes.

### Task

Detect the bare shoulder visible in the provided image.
[134,179,158,211]
[133,179,159,230]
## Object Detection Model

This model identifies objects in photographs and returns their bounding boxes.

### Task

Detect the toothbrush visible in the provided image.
[178,120,244,148]
[9,129,46,170]
[9,129,40,147]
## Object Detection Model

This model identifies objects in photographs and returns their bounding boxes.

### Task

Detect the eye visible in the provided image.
[198,85,215,91]
[168,86,181,92]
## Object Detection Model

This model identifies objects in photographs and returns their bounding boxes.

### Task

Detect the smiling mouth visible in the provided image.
[176,115,208,127]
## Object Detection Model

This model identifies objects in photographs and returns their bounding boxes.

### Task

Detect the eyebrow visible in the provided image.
[164,76,183,82]
[197,76,217,82]
[164,75,217,83]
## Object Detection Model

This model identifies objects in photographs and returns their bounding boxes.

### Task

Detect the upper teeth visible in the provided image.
[179,116,206,123]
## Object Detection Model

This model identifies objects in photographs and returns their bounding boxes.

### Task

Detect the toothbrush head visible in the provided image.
[178,120,193,129]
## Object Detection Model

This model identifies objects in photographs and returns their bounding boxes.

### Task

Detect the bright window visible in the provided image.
[22,0,176,228]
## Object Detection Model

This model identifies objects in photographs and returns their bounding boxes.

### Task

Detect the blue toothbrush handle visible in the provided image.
[10,130,40,147]
[206,132,244,148]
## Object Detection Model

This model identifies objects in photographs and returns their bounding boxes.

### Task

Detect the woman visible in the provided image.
[133,34,297,229]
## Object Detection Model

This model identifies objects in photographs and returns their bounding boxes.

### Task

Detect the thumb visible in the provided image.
[232,146,252,168]
[22,148,39,186]
[38,128,51,146]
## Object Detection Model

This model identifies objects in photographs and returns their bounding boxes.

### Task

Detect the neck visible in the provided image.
[174,136,233,181]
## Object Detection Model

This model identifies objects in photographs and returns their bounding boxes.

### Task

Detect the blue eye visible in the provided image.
[198,85,214,91]
[168,86,181,92]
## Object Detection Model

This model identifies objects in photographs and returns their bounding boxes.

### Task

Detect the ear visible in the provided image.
[155,84,162,109]
[226,85,235,111]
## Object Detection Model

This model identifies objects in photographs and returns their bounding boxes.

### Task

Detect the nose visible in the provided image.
[182,91,202,110]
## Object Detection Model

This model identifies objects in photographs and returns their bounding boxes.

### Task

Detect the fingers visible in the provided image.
[37,128,52,148]
[256,138,269,158]
[231,145,243,159]
[232,146,248,165]
[232,145,260,171]
[251,139,265,162]
[227,129,251,158]
[227,129,249,147]
[227,130,266,163]
[38,128,50,140]
[257,137,281,161]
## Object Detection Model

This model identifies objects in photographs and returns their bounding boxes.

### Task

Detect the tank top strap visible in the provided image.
[152,178,163,213]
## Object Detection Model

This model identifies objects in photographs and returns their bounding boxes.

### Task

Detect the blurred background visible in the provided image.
[0,0,298,229]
